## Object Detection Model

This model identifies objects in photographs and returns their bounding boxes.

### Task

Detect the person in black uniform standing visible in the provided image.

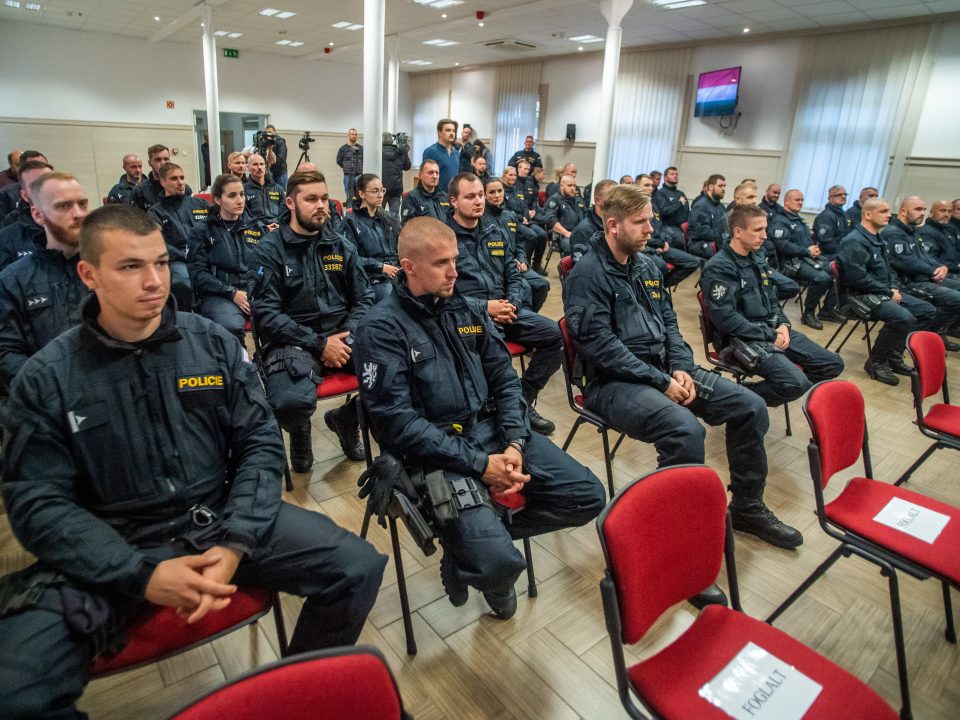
[355,217,603,618]
[652,166,689,250]
[563,184,802,549]
[105,154,144,206]
[400,159,450,224]
[838,197,937,385]
[702,204,843,407]
[343,173,402,302]
[685,174,727,259]
[0,160,52,272]
[188,174,269,341]
[507,135,543,170]
[381,132,411,216]
[251,169,374,470]
[244,154,285,227]
[0,205,386,719]
[813,185,851,258]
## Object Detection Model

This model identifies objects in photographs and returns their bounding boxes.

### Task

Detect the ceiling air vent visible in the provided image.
[480,39,538,53]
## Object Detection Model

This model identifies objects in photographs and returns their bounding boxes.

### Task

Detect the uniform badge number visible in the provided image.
[711,283,727,301]
[362,362,379,390]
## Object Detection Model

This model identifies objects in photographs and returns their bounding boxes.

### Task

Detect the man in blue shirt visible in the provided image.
[422,118,461,193]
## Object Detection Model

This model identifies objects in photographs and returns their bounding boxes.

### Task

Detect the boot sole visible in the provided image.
[730,518,803,549]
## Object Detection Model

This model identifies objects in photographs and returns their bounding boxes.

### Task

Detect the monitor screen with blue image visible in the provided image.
[695,66,741,117]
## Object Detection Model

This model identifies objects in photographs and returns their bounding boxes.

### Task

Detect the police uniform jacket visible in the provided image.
[400,184,450,224]
[1,200,33,229]
[106,175,141,205]
[917,219,960,273]
[759,198,781,223]
[769,210,815,262]
[149,195,209,263]
[0,182,20,218]
[446,215,525,310]
[701,245,788,348]
[188,210,267,300]
[522,176,541,210]
[0,208,44,272]
[838,226,896,296]
[132,173,194,212]
[342,201,402,279]
[563,238,694,393]
[846,201,863,229]
[542,192,587,234]
[569,212,603,262]
[653,184,689,227]
[813,203,851,256]
[0,248,89,389]
[2,297,286,602]
[484,202,529,265]
[502,182,530,218]
[507,149,542,169]
[688,193,729,246]
[355,275,529,477]
[244,178,285,225]
[251,221,374,353]
[881,217,939,284]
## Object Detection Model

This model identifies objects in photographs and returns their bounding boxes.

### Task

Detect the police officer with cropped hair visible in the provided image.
[244,154,285,227]
[400,159,450,224]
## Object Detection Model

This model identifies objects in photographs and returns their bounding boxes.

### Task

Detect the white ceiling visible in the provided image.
[2,0,959,70]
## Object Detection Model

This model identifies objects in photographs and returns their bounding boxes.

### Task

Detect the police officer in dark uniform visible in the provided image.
[400,159,450,224]
[507,135,543,170]
[563,184,802,549]
[812,185,851,258]
[105,154,144,206]
[0,205,386,719]
[188,174,268,342]
[132,145,193,211]
[760,183,782,222]
[918,200,960,273]
[148,162,208,312]
[0,160,52,272]
[652,166,689,250]
[244,153,285,227]
[845,187,878,229]
[686,174,727,259]
[447,173,561,435]
[501,165,547,272]
[343,173,402,302]
[251,169,374,470]
[637,174,701,286]
[0,171,90,391]
[569,179,617,265]
[838,197,937,385]
[355,217,604,618]
[769,189,842,329]
[702,205,844,407]
[0,151,47,221]
[542,174,587,255]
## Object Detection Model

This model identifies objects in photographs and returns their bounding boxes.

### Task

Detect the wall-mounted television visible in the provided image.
[694,66,741,118]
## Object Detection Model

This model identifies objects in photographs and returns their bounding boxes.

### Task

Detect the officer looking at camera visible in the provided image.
[400,160,450,224]
[244,154,285,227]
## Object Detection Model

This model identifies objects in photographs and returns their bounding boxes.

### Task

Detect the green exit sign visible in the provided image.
[223,48,239,59]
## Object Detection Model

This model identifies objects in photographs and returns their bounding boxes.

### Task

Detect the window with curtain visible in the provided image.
[783,25,932,211]
[608,47,690,181]
[411,72,451,166]
[491,62,542,174]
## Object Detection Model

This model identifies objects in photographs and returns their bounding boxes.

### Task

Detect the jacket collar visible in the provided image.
[80,295,182,351]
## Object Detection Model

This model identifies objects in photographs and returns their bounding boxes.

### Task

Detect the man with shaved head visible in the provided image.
[813,184,852,259]
[760,183,782,222]
[839,197,937,384]
[106,154,144,205]
[918,199,960,274]
[732,181,758,210]
[846,187,878,228]
[543,173,587,256]
[355,216,604,620]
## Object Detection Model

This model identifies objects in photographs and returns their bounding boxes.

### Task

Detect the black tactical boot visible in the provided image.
[864,357,899,386]
[887,351,913,376]
[483,585,518,620]
[688,583,728,610]
[730,501,803,549]
[818,307,845,324]
[522,385,556,436]
[801,311,823,330]
[939,334,960,352]
[440,548,468,607]
[289,423,314,473]
[324,404,364,461]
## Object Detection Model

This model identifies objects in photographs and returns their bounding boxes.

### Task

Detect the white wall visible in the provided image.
[540,54,603,142]
[911,21,960,159]
[449,68,496,140]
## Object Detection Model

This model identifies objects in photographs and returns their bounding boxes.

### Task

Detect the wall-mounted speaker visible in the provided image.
[565,123,576,142]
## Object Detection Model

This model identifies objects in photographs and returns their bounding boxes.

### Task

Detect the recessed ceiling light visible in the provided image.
[578,46,584,51]
[275,39,291,45]
[259,7,279,16]
[441,13,447,18]
[275,10,295,19]
[653,0,706,7]
[3,0,20,8]
[228,32,243,38]
[328,42,335,46]
[413,0,463,7]
[154,15,160,21]
[454,62,459,66]
[422,38,458,46]
[569,35,603,43]
[404,59,433,66]
[332,21,363,30]
[742,27,750,33]
[289,41,303,47]
[478,21,484,27]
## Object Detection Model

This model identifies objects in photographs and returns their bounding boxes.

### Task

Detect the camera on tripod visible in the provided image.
[299,131,316,152]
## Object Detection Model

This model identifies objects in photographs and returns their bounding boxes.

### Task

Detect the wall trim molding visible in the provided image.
[679,146,781,159]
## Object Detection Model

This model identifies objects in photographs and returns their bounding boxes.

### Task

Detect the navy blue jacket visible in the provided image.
[507,149,543,169]
[188,210,268,300]
[244,178,285,225]
[132,173,193,212]
[769,210,815,262]
[845,201,863,229]
[446,215,524,310]
[342,201,401,280]
[106,175,142,206]
[542,192,587,233]
[484,202,529,265]
[149,194,209,263]
[838,226,896,296]
[400,184,450,224]
[813,203,851,257]
[653,183,689,227]
[688,193,729,246]
[569,211,603,263]
[0,207,44,272]
[917,219,960,273]
[881,217,938,284]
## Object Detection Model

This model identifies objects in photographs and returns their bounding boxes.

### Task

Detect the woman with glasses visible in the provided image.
[343,173,402,301]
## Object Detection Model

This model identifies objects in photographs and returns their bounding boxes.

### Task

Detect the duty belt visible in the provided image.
[444,400,496,435]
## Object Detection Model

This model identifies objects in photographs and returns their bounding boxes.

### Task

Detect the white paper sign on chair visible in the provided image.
[698,642,823,720]
[873,497,950,544]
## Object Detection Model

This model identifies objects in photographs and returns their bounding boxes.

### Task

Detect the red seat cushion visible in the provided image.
[491,491,526,511]
[317,372,359,399]
[825,476,960,584]
[574,393,585,408]
[505,341,528,357]
[91,587,271,676]
[923,403,960,437]
[628,605,897,720]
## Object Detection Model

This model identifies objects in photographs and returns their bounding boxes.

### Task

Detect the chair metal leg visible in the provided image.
[824,319,848,351]
[283,462,293,492]
[271,594,290,658]
[943,581,956,643]
[766,546,845,624]
[609,432,627,458]
[835,321,861,353]
[894,442,939,485]
[561,416,585,451]
[523,538,537,598]
[882,566,912,720]
[389,515,417,656]
[519,354,527,374]
[360,502,373,539]
[601,428,615,499]
[783,403,792,437]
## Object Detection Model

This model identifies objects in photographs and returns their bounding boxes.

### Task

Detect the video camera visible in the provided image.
[299,131,316,152]
[254,129,276,156]
[394,132,410,153]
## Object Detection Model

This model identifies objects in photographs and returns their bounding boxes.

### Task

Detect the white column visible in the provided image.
[363,0,385,176]
[386,36,400,134]
[200,4,222,187]
[591,0,633,188]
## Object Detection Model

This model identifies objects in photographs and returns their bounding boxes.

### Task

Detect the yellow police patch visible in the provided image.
[323,253,344,271]
[178,374,224,391]
[458,325,484,336]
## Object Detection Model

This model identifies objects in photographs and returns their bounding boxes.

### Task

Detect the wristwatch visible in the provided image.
[508,437,526,453]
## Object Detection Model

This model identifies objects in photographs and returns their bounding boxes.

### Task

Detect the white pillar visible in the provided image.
[386,36,400,134]
[200,4,222,187]
[363,0,385,176]
[591,0,633,188]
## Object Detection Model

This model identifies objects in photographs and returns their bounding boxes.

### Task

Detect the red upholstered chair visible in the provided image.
[505,340,530,374]
[537,190,546,207]
[194,192,213,205]
[766,379,960,719]
[556,254,574,286]
[557,317,621,498]
[895,331,960,485]
[168,646,409,720]
[91,588,287,679]
[597,464,898,720]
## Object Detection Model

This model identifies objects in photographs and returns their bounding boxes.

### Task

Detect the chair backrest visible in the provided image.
[557,317,580,391]
[557,254,574,282]
[596,465,728,644]
[681,221,689,241]
[907,331,946,401]
[695,289,717,356]
[170,646,406,720]
[803,380,866,488]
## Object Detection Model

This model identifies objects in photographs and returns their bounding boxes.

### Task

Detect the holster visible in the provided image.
[720,337,772,373]
[843,293,885,320]
[262,345,322,383]
[907,285,935,302]
[417,468,491,532]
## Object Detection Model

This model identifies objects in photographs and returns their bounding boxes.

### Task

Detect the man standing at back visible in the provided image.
[336,128,363,201]
[106,155,144,206]
[422,119,461,194]
[508,135,542,170]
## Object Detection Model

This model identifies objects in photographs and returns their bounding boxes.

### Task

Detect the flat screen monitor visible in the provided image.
[695,66,741,117]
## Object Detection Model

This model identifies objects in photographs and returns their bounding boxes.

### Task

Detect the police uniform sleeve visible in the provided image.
[0,275,32,390]
[341,242,375,333]
[687,201,711,242]
[884,230,936,279]
[541,197,561,228]
[2,364,159,600]
[701,258,777,343]
[771,219,810,260]
[653,188,680,216]
[477,312,530,441]
[813,213,833,247]
[658,281,697,374]
[569,221,593,262]
[131,184,148,211]
[838,236,892,296]
[501,238,525,309]
[187,225,233,299]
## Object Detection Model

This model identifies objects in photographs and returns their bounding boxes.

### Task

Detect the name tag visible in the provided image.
[874,497,950,544]
[698,642,822,720]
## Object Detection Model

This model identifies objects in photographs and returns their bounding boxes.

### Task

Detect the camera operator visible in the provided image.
[381,132,411,215]
[259,124,288,189]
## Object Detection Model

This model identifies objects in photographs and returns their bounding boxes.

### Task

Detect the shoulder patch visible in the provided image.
[710,282,728,301]
[773,228,785,238]
[26,294,51,310]
[818,226,827,237]
[361,361,382,390]
[894,243,904,254]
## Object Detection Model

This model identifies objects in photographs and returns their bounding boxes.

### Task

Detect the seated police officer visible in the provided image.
[881,196,960,348]
[355,217,604,618]
[563,184,802,549]
[343,173,402,302]
[0,205,386,719]
[446,172,562,436]
[0,160,52,272]
[0,151,48,221]
[252,169,374,469]
[769,189,842,329]
[0,171,91,392]
[244,154,285,227]
[543,174,587,255]
[838,197,937,385]
[132,144,192,211]
[812,185,852,259]
[652,166,689,249]
[188,174,269,342]
[760,183,782,222]
[501,165,548,272]
[685,173,727,259]
[148,162,208,311]
[569,179,618,265]
[846,187,878,228]
[729,184,798,303]
[636,173,701,286]
[918,199,960,274]
[702,205,844,407]
[401,159,450,224]
[105,154,144,206]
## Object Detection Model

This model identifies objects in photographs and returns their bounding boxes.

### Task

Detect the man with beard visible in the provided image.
[251,170,374,470]
[400,159,450,224]
[132,144,193,211]
[336,128,363,201]
[760,183,782,222]
[918,199,960,273]
[652,166,688,250]
[0,160,53,271]
[106,154,145,206]
[686,174,728,259]
[226,152,247,182]
[244,154,285,228]
[563,184,802,550]
[0,171,90,391]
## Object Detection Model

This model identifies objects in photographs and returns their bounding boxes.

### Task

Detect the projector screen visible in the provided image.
[695,66,742,118]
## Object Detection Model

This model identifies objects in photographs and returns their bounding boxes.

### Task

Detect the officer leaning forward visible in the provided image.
[355,217,604,619]
[563,184,803,550]
[0,205,385,719]
[701,204,844,408]
[251,169,374,470]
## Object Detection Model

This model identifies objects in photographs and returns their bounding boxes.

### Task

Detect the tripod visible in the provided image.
[295,148,311,169]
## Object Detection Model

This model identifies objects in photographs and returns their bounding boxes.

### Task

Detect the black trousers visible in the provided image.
[0,503,386,720]
[752,330,845,406]
[199,295,246,341]
[905,281,960,333]
[263,346,357,432]
[500,308,563,395]
[871,293,937,358]
[788,261,836,314]
[521,269,550,312]
[659,246,701,286]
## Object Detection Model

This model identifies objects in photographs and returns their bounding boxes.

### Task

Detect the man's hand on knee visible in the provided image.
[145,550,238,621]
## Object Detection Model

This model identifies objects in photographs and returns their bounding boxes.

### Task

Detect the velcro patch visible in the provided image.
[26,294,51,310]
[178,374,225,392]
[711,283,728,301]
